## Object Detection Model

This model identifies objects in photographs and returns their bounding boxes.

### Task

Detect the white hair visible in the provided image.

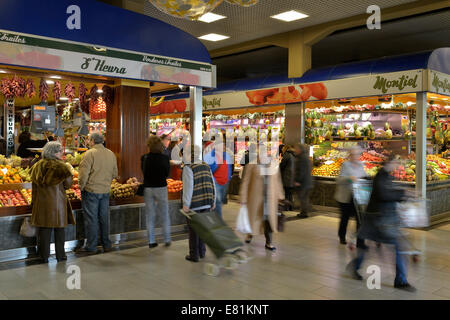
[42,141,63,159]
[90,132,104,145]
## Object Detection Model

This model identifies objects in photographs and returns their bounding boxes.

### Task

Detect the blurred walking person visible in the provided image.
[239,145,284,251]
[30,142,74,263]
[280,144,295,210]
[294,144,313,218]
[347,155,415,292]
[77,132,118,255]
[142,135,171,248]
[335,146,367,248]
[182,145,216,262]
[203,141,233,219]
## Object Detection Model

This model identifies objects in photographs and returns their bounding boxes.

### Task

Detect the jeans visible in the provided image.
[82,191,112,252]
[353,240,408,285]
[187,209,208,259]
[214,182,228,219]
[144,187,171,244]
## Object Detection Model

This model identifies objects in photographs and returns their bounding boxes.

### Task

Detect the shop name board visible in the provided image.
[142,56,182,68]
[81,57,127,75]
[431,73,450,94]
[203,98,221,109]
[373,74,418,94]
[4,99,15,156]
[0,32,26,44]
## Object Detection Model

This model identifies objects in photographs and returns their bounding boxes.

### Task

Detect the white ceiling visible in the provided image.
[140,0,419,51]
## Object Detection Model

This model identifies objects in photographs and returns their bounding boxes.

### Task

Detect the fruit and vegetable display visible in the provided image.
[167,179,183,193]
[311,158,344,177]
[110,179,137,199]
[0,166,32,184]
[0,189,31,207]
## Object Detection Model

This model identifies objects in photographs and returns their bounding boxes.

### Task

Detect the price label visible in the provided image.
[402,146,406,150]
[324,160,334,165]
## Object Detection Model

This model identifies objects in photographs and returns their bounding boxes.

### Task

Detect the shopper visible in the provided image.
[142,135,171,248]
[280,144,296,209]
[77,132,118,255]
[203,141,233,219]
[182,145,216,262]
[347,155,415,292]
[30,141,74,263]
[335,146,367,248]
[239,147,284,251]
[294,144,313,218]
[161,133,172,159]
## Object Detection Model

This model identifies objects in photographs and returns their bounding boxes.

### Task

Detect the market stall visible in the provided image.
[157,49,450,224]
[0,0,215,260]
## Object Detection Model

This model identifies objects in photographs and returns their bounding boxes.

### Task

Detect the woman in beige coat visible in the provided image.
[239,155,284,251]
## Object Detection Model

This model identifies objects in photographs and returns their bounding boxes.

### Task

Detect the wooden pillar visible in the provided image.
[106,84,149,182]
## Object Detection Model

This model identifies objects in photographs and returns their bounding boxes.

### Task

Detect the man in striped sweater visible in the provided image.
[182,145,216,262]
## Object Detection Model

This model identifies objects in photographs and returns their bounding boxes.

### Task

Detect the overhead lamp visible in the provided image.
[271,10,309,22]
[49,75,62,79]
[97,89,103,93]
[0,70,7,73]
[46,80,55,85]
[178,85,187,91]
[198,33,229,41]
[198,12,226,23]
[60,97,69,101]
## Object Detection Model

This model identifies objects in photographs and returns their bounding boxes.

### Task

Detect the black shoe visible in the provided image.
[265,244,276,251]
[57,256,67,262]
[352,270,363,280]
[38,258,49,264]
[394,283,417,292]
[346,260,362,280]
[185,255,199,263]
[340,239,347,245]
[245,235,253,244]
[164,242,171,247]
[199,255,205,259]
[297,213,308,219]
[75,248,97,256]
[149,243,158,248]
[103,247,113,253]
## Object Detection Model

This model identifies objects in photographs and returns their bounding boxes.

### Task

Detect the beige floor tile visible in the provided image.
[433,287,450,299]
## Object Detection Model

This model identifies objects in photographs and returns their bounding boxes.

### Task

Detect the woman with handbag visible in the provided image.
[30,141,74,263]
[239,145,284,251]
[141,135,171,248]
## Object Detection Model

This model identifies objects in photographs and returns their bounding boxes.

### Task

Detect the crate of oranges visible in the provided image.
[0,165,24,184]
[167,179,183,200]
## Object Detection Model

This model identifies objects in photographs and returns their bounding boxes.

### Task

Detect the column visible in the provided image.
[415,92,427,198]
[106,83,150,182]
[189,86,203,159]
[284,102,304,146]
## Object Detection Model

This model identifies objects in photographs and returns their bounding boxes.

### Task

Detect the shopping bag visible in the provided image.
[397,199,429,228]
[20,217,37,237]
[236,205,252,234]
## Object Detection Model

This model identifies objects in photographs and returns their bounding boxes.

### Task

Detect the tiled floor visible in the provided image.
[0,202,449,300]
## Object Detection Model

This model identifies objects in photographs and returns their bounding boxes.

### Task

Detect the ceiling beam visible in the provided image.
[209,0,450,58]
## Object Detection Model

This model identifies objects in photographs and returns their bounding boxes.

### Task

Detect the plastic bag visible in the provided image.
[236,205,252,234]
[397,199,429,228]
[20,217,37,237]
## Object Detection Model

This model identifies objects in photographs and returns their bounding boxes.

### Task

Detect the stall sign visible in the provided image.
[4,99,15,156]
[428,70,450,96]
[31,105,56,133]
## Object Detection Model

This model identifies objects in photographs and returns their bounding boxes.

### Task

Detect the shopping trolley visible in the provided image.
[180,209,249,277]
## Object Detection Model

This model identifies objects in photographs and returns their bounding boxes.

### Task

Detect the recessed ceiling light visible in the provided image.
[46,80,55,85]
[97,89,103,93]
[50,75,62,79]
[198,33,229,42]
[271,10,309,22]
[198,12,226,23]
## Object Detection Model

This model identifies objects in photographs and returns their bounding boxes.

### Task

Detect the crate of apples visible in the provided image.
[20,188,32,205]
[0,189,28,207]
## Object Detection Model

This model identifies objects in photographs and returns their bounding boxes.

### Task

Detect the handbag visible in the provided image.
[236,205,252,234]
[136,154,147,196]
[20,217,37,237]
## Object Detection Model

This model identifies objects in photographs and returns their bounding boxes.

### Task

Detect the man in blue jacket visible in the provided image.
[203,141,233,219]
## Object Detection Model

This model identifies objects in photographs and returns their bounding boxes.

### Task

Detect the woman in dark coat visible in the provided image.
[279,145,295,209]
[347,155,416,292]
[30,141,74,263]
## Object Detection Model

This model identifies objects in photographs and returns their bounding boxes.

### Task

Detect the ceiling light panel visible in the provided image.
[271,10,308,22]
[198,12,227,23]
[199,33,230,41]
